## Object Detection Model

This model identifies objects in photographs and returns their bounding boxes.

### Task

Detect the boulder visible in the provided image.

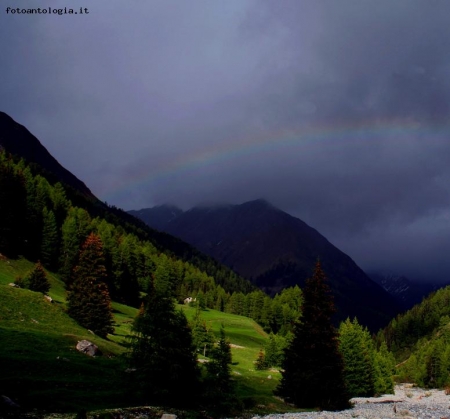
[76,340,100,357]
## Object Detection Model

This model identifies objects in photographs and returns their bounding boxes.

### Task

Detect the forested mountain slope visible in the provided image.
[0,112,307,335]
[380,285,450,388]
[0,112,253,296]
[0,111,94,198]
[130,200,400,331]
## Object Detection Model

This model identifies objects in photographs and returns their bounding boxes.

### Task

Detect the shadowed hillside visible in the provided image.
[131,200,400,331]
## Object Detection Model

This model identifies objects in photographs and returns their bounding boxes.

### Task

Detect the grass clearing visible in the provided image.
[180,305,294,413]
[0,257,295,414]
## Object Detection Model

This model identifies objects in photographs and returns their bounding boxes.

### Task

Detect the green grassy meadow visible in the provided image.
[0,257,292,414]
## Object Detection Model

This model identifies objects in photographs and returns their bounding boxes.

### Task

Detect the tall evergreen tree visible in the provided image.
[129,279,199,406]
[191,308,215,357]
[203,326,237,414]
[0,159,27,256]
[67,233,114,337]
[41,207,59,270]
[27,261,50,294]
[339,318,375,397]
[59,207,91,283]
[373,341,395,394]
[276,261,350,410]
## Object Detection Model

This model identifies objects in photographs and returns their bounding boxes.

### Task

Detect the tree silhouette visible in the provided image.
[41,207,59,270]
[129,278,199,406]
[276,260,350,410]
[67,232,114,337]
[203,326,237,414]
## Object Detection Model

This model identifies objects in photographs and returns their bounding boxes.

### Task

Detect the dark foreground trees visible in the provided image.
[128,280,200,407]
[67,232,114,337]
[276,260,350,410]
[203,326,237,414]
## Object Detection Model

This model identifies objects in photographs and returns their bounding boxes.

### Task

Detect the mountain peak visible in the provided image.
[246,198,272,205]
[130,198,400,330]
[0,111,94,198]
[239,198,274,210]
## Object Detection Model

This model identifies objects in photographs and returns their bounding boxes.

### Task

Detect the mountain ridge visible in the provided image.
[129,200,401,330]
[0,112,94,198]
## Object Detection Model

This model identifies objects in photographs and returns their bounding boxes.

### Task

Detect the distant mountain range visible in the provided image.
[368,271,442,311]
[129,201,401,330]
[0,112,254,296]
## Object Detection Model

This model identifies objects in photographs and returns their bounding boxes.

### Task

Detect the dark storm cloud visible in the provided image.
[2,0,450,280]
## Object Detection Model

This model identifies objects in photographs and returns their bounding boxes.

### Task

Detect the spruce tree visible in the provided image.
[276,260,350,410]
[265,333,285,367]
[339,318,374,397]
[67,233,114,337]
[0,160,27,256]
[203,326,237,414]
[129,279,199,406]
[27,261,50,294]
[373,341,395,394]
[41,207,59,270]
[191,308,215,357]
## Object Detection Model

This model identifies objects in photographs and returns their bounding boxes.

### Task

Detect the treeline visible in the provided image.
[0,151,301,333]
[378,285,450,388]
[380,286,450,358]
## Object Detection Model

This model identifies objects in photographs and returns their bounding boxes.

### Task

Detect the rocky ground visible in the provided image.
[5,384,450,419]
[251,384,450,419]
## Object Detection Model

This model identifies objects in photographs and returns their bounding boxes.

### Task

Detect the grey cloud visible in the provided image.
[2,0,450,281]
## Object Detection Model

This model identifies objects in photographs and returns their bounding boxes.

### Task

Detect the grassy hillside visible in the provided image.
[0,257,292,415]
[0,257,136,412]
[180,305,287,412]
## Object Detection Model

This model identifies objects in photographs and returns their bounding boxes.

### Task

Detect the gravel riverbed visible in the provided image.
[251,384,450,419]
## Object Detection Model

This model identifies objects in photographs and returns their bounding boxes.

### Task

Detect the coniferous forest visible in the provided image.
[0,144,448,417]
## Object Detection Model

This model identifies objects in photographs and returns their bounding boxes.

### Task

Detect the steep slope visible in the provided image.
[369,271,439,310]
[131,199,400,330]
[0,112,94,198]
[0,111,253,295]
[128,205,183,231]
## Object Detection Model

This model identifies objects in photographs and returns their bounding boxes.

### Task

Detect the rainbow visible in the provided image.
[103,119,447,205]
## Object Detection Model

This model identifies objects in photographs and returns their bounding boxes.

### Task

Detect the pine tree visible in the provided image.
[276,260,350,410]
[59,207,91,283]
[27,261,50,294]
[67,233,114,337]
[191,308,215,357]
[203,326,237,414]
[339,318,375,397]
[0,159,27,256]
[373,341,395,394]
[265,333,286,367]
[129,279,200,406]
[41,207,59,270]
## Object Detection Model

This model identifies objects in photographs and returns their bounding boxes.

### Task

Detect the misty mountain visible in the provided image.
[128,205,183,232]
[0,112,94,198]
[0,111,254,296]
[130,199,400,330]
[368,271,441,311]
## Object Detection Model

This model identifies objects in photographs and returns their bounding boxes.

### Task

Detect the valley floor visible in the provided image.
[22,384,450,419]
[251,384,450,419]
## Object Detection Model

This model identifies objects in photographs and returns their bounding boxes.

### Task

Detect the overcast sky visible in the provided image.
[2,0,450,282]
